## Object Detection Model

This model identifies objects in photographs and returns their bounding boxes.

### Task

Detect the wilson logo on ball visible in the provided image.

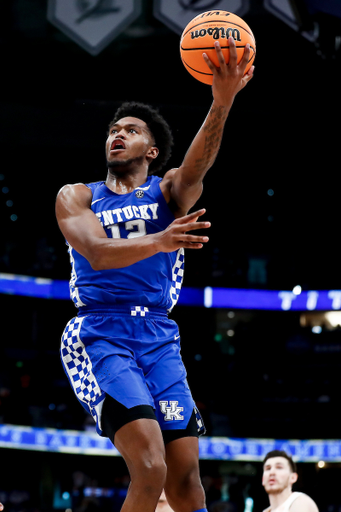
[191,26,242,41]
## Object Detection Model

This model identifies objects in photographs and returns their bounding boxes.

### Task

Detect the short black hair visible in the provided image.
[108,101,174,175]
[263,450,297,473]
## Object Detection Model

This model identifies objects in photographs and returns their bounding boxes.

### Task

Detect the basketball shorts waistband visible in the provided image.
[77,305,168,318]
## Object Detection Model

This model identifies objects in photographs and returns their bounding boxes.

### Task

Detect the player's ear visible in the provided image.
[290,472,298,485]
[147,146,159,160]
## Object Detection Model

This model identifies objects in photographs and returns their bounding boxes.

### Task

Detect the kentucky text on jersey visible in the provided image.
[95,202,159,227]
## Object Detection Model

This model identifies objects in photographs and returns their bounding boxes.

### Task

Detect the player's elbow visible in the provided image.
[89,258,103,271]
[88,252,110,271]
[85,246,109,271]
[87,248,123,271]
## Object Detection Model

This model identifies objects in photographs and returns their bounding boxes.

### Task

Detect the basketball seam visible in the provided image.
[183,59,213,77]
[181,19,255,40]
[182,52,255,74]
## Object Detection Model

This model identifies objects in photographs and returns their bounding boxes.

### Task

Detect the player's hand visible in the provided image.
[203,37,254,105]
[156,209,210,252]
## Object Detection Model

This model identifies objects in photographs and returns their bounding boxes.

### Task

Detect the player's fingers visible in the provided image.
[228,36,238,66]
[180,235,209,248]
[178,221,211,233]
[181,243,204,249]
[241,66,254,87]
[239,43,251,73]
[214,41,226,67]
[202,52,216,71]
[176,209,207,224]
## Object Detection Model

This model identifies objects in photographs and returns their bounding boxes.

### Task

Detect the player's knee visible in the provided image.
[166,470,205,509]
[134,453,167,491]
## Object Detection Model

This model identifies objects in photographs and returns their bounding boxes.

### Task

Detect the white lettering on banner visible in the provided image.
[159,401,184,421]
[228,439,244,456]
[307,291,318,310]
[328,291,341,310]
[278,291,296,310]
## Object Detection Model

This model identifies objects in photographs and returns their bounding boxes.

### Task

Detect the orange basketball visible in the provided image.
[180,10,256,85]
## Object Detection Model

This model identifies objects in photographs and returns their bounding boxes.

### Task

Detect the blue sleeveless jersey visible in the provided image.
[67,176,184,312]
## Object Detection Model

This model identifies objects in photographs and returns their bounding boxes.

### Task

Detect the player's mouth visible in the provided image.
[110,139,126,152]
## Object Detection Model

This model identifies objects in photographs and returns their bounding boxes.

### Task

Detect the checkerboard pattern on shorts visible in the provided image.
[194,406,206,436]
[61,316,103,412]
[131,306,149,316]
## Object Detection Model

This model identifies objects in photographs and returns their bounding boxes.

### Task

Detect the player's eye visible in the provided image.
[129,129,137,134]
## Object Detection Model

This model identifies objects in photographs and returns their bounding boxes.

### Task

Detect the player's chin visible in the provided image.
[107,155,144,169]
[106,158,129,169]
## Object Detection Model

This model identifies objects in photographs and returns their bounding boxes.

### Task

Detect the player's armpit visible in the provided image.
[160,168,203,217]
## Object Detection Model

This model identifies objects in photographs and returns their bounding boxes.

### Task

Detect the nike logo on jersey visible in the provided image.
[91,197,105,206]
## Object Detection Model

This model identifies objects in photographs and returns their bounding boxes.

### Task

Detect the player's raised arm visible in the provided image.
[165,37,254,215]
[55,184,210,270]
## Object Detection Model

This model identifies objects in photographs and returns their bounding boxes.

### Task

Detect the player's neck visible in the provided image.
[268,488,293,510]
[105,168,149,195]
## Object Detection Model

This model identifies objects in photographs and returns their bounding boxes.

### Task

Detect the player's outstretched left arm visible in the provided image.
[162,36,254,217]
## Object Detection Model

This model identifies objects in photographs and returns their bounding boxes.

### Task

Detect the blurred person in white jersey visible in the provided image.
[156,490,174,512]
[262,450,319,512]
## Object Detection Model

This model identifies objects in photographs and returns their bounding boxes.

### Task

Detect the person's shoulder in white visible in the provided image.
[290,492,319,511]
[263,492,319,512]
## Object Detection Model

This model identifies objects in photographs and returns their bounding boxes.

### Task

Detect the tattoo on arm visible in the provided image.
[194,105,227,171]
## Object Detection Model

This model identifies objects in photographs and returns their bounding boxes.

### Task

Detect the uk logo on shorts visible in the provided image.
[159,400,184,421]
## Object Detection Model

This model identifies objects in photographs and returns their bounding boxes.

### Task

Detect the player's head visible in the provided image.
[262,450,298,495]
[108,102,173,175]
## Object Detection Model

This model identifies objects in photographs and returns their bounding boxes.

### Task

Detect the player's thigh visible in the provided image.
[164,437,203,495]
[114,417,167,482]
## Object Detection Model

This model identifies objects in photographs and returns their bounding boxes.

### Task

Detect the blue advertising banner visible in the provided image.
[1,273,341,311]
[1,424,341,462]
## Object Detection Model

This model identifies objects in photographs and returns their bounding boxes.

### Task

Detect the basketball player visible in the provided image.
[262,450,319,512]
[56,37,254,512]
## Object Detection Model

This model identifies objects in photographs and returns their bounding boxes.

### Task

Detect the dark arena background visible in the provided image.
[1,1,341,511]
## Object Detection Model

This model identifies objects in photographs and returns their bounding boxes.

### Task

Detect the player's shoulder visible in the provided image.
[291,492,319,511]
[56,182,93,209]
[57,182,89,196]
